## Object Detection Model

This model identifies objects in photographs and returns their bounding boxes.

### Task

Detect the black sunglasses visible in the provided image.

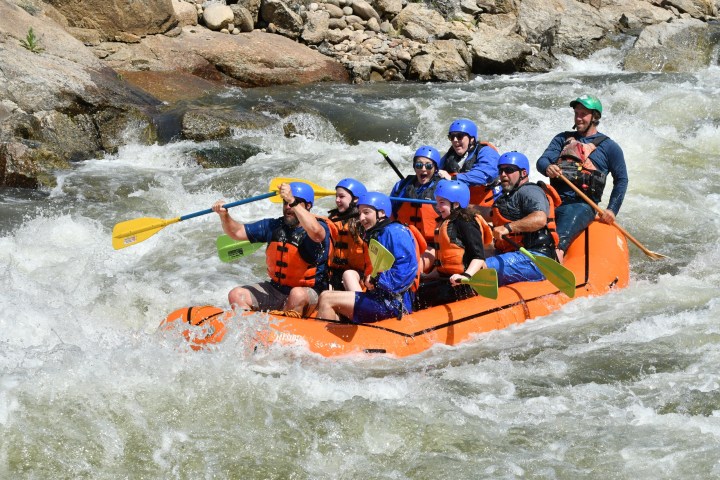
[448,132,467,141]
[414,162,435,170]
[499,166,521,174]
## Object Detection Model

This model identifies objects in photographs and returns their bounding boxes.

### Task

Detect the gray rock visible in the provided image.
[236,0,262,22]
[45,0,178,41]
[393,4,449,41]
[409,40,470,81]
[624,18,720,72]
[181,107,273,141]
[230,4,255,32]
[324,3,345,18]
[302,10,330,44]
[374,0,402,17]
[351,0,381,21]
[203,3,234,31]
[261,0,304,33]
[469,23,533,73]
[173,0,199,27]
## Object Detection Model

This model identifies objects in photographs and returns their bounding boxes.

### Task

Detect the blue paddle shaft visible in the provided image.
[179,192,278,222]
[389,196,436,205]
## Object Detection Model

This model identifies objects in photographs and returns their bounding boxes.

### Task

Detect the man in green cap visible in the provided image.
[536,94,628,262]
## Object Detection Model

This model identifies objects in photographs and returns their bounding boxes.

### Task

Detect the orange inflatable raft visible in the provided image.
[162,221,629,358]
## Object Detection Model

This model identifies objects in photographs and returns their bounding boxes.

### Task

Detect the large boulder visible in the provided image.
[517,0,612,58]
[468,23,533,73]
[0,0,161,187]
[392,4,449,42]
[302,10,330,44]
[203,3,234,31]
[408,39,470,82]
[623,18,720,72]
[260,0,304,37]
[99,28,350,88]
[172,0,198,28]
[45,0,177,41]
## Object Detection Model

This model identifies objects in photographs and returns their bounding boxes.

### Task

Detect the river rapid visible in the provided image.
[2,47,720,478]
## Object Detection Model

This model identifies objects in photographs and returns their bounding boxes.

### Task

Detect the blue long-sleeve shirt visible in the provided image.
[442,144,500,187]
[369,222,418,313]
[536,132,628,214]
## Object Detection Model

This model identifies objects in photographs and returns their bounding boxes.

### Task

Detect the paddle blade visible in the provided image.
[216,235,264,262]
[112,217,179,250]
[520,248,576,298]
[268,177,336,203]
[369,239,395,278]
[461,269,499,299]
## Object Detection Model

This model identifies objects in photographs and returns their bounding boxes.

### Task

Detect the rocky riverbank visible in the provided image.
[1,0,719,188]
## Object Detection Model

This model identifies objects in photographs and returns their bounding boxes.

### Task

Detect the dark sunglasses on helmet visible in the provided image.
[448,132,467,141]
[414,162,435,170]
[499,166,521,174]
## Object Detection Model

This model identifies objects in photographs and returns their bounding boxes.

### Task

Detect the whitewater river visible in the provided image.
[2,49,720,478]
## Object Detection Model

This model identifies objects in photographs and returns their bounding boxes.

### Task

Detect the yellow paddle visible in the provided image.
[460,269,499,299]
[503,236,576,298]
[368,238,395,278]
[557,174,667,260]
[268,177,336,203]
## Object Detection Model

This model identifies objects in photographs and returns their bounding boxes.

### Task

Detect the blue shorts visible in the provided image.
[485,251,545,286]
[352,290,406,324]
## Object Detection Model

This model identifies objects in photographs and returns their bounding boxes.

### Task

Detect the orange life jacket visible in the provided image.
[265,217,330,288]
[492,182,561,254]
[327,213,368,273]
[395,202,438,248]
[434,214,492,276]
[406,224,426,293]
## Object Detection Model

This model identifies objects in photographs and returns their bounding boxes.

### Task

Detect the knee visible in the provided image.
[318,289,336,307]
[228,287,251,309]
[286,287,308,306]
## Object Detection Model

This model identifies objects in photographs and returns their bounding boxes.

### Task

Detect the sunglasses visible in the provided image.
[448,133,467,141]
[414,162,435,170]
[499,166,521,174]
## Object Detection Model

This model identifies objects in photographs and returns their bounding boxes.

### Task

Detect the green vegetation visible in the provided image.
[20,28,44,53]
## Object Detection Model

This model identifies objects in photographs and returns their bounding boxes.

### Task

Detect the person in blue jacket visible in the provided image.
[212,182,331,315]
[316,192,419,323]
[389,145,443,247]
[536,95,628,262]
[437,118,501,216]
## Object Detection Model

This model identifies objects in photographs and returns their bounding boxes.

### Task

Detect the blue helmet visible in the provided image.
[357,191,392,218]
[434,179,470,208]
[448,118,478,141]
[335,178,367,199]
[414,145,444,170]
[498,151,529,174]
[290,181,314,205]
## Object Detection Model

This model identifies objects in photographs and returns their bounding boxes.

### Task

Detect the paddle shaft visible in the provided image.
[389,196,436,205]
[378,149,405,180]
[181,191,277,222]
[556,175,666,259]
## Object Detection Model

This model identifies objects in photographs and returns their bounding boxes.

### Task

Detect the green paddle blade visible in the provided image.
[112,216,180,250]
[461,269,499,299]
[368,238,395,278]
[519,247,576,298]
[216,235,264,262]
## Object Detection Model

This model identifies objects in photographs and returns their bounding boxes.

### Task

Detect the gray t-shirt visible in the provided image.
[495,183,550,221]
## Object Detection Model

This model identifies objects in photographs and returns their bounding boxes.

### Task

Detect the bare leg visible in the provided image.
[228,287,254,310]
[342,270,362,292]
[285,287,310,314]
[317,290,356,320]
